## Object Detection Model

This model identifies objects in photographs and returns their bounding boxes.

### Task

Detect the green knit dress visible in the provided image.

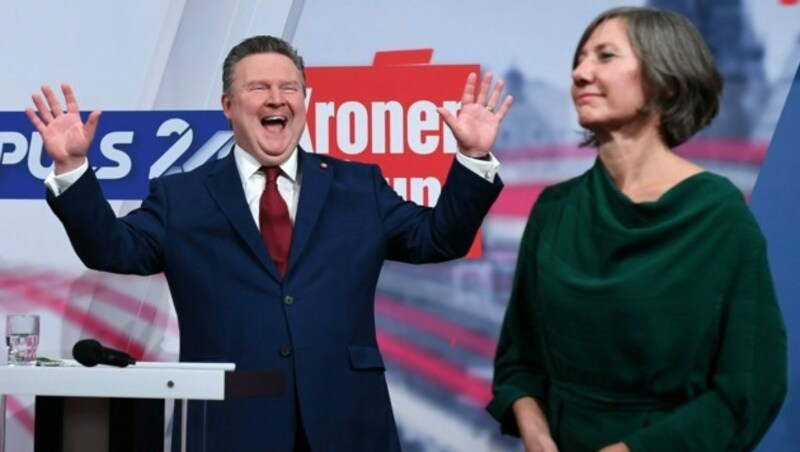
[488,158,787,451]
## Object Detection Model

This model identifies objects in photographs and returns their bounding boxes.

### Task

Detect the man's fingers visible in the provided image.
[461,72,478,105]
[486,79,506,110]
[436,107,456,132]
[84,111,102,140]
[62,83,81,113]
[31,93,53,124]
[475,72,493,107]
[493,96,514,122]
[41,85,64,117]
[24,107,46,134]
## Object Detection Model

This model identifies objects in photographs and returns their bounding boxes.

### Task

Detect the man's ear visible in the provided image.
[221,94,232,118]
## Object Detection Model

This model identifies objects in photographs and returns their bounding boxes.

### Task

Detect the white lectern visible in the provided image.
[0,363,284,452]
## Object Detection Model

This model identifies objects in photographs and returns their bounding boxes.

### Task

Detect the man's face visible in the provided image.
[222,52,307,166]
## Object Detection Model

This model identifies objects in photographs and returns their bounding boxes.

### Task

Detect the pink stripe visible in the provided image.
[499,139,767,164]
[377,331,491,406]
[0,273,148,358]
[376,297,496,358]
[2,268,178,357]
[4,396,35,435]
[489,184,547,216]
[498,144,590,160]
[14,269,176,334]
[677,139,767,164]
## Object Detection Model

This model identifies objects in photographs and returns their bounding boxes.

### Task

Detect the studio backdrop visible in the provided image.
[1,1,798,450]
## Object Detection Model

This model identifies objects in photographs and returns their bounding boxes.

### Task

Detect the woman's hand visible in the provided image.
[513,397,559,452]
[599,442,630,452]
[520,429,559,452]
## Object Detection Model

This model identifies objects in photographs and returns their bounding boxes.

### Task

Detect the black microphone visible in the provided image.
[72,339,136,367]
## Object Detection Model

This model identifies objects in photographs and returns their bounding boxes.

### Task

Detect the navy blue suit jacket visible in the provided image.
[47,148,502,451]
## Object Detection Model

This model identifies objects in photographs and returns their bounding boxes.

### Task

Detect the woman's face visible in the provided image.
[571,18,651,134]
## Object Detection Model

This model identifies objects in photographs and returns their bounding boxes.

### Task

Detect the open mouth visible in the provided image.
[261,115,288,131]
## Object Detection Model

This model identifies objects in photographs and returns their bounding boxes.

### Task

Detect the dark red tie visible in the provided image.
[259,166,293,277]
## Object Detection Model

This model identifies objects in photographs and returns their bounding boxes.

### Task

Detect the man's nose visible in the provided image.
[266,86,285,105]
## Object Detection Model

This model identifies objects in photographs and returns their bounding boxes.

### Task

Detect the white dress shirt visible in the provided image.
[233,145,300,226]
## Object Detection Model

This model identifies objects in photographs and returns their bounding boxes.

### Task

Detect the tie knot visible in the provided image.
[262,166,281,183]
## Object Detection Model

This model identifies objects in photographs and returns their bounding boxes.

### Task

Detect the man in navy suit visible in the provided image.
[27,35,512,451]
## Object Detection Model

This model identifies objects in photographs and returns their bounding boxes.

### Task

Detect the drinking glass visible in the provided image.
[6,314,40,366]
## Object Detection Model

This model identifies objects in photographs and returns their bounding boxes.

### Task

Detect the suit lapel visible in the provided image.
[289,150,333,270]
[205,153,281,280]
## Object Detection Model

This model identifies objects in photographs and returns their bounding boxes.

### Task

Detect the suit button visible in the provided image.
[279,346,292,357]
[284,295,294,305]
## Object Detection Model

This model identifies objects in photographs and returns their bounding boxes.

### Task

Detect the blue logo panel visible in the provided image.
[750,63,800,451]
[0,111,232,200]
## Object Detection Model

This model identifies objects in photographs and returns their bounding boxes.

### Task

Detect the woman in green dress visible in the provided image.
[487,7,787,452]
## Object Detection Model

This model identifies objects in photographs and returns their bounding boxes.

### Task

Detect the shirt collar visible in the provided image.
[233,145,299,184]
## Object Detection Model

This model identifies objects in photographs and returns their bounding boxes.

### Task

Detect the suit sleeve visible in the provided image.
[380,158,502,263]
[622,237,787,451]
[46,168,167,275]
